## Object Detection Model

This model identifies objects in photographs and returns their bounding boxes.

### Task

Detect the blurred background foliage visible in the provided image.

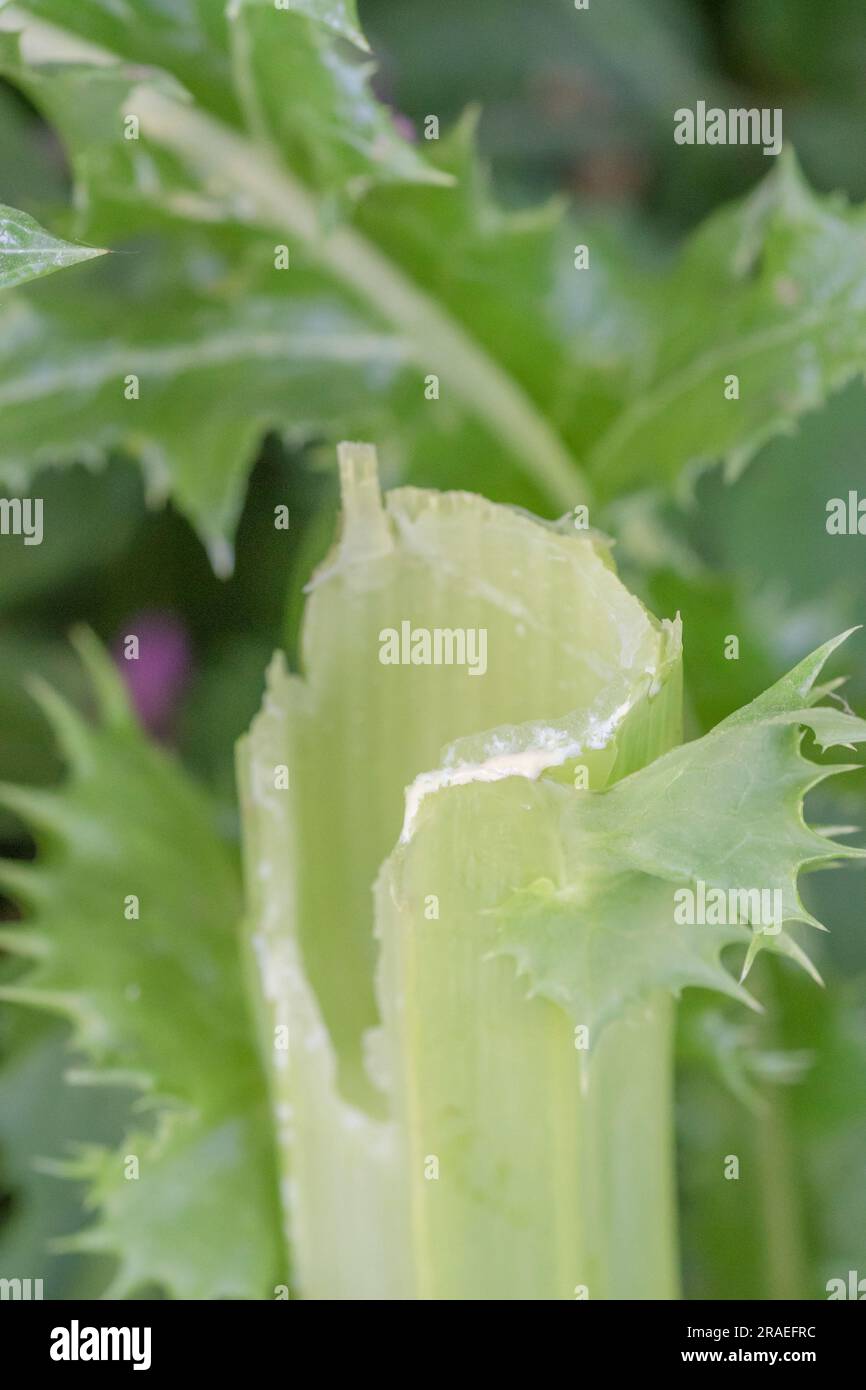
[0,0,864,1300]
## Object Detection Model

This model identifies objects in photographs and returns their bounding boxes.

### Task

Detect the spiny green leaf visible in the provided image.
[0,631,283,1298]
[0,0,237,118]
[281,0,367,50]
[0,9,588,527]
[0,290,407,567]
[1,3,442,220]
[226,0,444,201]
[0,1012,124,1299]
[0,202,104,290]
[492,634,866,1037]
[6,4,866,553]
[589,150,866,496]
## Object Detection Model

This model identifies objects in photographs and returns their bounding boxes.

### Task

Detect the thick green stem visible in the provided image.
[238,445,682,1298]
[376,672,681,1299]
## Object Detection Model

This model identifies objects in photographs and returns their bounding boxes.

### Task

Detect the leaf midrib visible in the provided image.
[0,323,406,408]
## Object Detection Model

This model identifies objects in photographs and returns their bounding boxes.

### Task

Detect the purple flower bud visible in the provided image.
[113,612,193,738]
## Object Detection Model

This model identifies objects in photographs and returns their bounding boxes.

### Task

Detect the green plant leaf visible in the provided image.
[4,6,866,542]
[0,202,104,290]
[0,8,589,525]
[0,0,236,117]
[492,633,866,1034]
[0,287,406,567]
[225,0,443,201]
[589,151,866,497]
[0,630,283,1298]
[0,1011,123,1299]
